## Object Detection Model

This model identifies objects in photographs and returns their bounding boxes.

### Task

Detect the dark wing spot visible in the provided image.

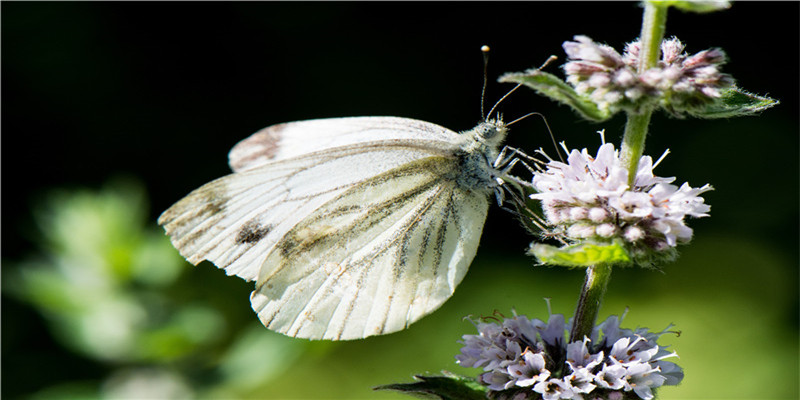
[278,233,300,257]
[201,189,227,216]
[236,220,271,244]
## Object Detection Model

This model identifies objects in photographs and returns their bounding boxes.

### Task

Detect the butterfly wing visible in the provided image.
[250,156,489,340]
[228,116,462,172]
[159,117,490,340]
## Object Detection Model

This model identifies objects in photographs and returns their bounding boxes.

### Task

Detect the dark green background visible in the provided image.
[3,2,798,399]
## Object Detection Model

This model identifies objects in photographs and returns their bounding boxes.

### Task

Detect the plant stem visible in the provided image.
[621,1,668,186]
[638,2,668,74]
[568,2,669,347]
[568,264,612,344]
[620,111,653,185]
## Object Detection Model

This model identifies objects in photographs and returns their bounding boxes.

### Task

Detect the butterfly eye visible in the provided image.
[474,121,508,143]
[477,124,499,140]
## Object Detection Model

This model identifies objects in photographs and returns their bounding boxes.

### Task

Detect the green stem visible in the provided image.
[621,1,668,185]
[638,2,668,74]
[620,112,653,184]
[567,2,669,349]
[568,264,612,344]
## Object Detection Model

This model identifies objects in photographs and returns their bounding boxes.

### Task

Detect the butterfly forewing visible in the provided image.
[160,138,459,281]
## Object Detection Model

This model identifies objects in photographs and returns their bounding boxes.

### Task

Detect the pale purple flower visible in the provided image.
[594,363,629,391]
[531,136,712,265]
[626,363,667,400]
[508,350,551,387]
[534,378,574,400]
[564,367,597,395]
[456,313,683,399]
[565,337,603,370]
[483,370,518,391]
[563,35,734,115]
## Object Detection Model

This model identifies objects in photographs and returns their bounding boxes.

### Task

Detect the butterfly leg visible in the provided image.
[492,146,517,168]
[497,182,563,241]
[494,146,539,178]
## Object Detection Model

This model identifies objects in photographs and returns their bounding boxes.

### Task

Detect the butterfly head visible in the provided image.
[472,118,508,148]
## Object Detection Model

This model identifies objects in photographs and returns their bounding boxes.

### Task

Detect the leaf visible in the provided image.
[374,372,487,400]
[528,241,631,267]
[688,86,779,119]
[649,0,731,13]
[499,70,612,122]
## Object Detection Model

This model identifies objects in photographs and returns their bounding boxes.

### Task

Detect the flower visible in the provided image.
[563,35,734,116]
[456,312,683,400]
[530,134,712,266]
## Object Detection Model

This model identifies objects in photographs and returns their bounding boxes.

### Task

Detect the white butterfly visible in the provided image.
[158,116,524,340]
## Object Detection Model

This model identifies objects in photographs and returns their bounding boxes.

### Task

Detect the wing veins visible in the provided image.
[258,158,445,284]
[403,191,453,324]
[282,181,447,337]
[342,183,453,338]
[253,168,444,334]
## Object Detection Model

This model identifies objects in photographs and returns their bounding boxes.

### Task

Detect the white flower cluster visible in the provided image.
[530,137,712,263]
[563,35,733,115]
[456,313,683,400]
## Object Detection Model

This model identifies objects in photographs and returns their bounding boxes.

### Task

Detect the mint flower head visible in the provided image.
[563,35,734,116]
[529,133,712,266]
[456,312,683,400]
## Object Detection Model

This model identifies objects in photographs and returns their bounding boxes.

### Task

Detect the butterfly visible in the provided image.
[158,115,526,340]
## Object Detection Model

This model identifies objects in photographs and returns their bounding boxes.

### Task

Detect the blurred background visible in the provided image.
[2,2,797,399]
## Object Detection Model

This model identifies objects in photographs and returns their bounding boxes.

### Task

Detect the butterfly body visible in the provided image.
[159,116,511,340]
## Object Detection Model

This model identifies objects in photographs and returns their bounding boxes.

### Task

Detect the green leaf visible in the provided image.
[688,86,779,119]
[374,372,487,400]
[529,241,631,267]
[499,70,612,122]
[649,0,731,13]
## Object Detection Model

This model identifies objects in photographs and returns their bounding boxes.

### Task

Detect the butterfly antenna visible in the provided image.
[534,112,564,163]
[538,55,558,70]
[486,55,557,122]
[506,111,563,163]
[506,111,536,127]
[480,45,490,119]
[486,83,521,122]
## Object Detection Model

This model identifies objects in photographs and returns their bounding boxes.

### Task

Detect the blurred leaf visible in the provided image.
[8,178,205,363]
[499,70,612,122]
[35,179,148,282]
[214,325,307,395]
[10,260,90,314]
[130,234,187,286]
[172,305,226,344]
[100,368,193,399]
[687,86,779,119]
[137,305,226,361]
[29,382,101,400]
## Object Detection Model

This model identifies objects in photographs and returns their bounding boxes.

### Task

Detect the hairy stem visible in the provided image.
[568,264,612,344]
[621,1,668,185]
[568,2,669,349]
[620,112,653,184]
[638,2,668,74]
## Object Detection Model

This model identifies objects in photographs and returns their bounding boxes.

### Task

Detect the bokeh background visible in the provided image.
[3,2,797,399]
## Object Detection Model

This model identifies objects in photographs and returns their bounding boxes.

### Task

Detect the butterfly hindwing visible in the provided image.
[250,156,489,339]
